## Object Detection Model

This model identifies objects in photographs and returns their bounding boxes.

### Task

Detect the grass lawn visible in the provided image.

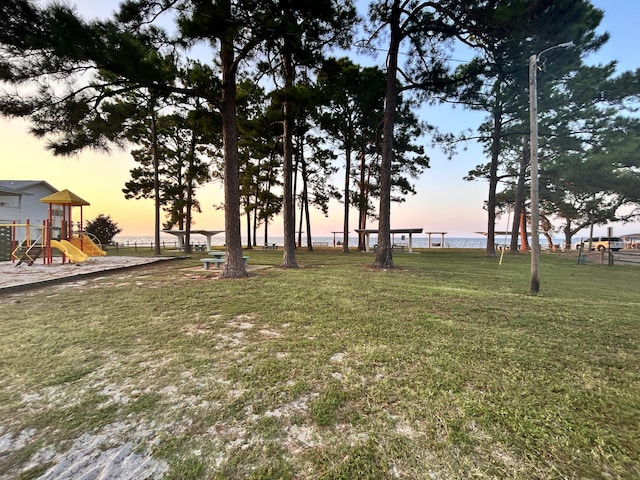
[0,248,638,479]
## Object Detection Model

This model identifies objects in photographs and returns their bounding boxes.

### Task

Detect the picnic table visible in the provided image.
[201,254,249,270]
[263,243,277,250]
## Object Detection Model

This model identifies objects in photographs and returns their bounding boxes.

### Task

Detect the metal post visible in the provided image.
[528,41,574,295]
[529,54,540,294]
[608,226,614,266]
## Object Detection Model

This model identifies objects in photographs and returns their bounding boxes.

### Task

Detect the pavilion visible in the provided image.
[162,229,224,251]
[355,228,423,253]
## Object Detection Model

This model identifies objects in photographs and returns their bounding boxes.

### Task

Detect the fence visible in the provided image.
[108,241,182,252]
[612,251,640,266]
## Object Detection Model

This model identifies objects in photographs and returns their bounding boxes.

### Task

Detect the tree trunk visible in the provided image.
[297,184,304,249]
[296,132,305,249]
[263,157,275,246]
[485,93,502,258]
[297,135,313,252]
[543,230,555,251]
[343,145,351,253]
[304,193,312,251]
[293,135,300,249]
[373,0,401,269]
[519,208,530,251]
[563,223,573,250]
[178,166,185,231]
[263,219,269,246]
[150,96,162,256]
[246,209,252,250]
[219,10,247,278]
[252,196,258,247]
[510,135,528,253]
[281,50,298,268]
[253,163,264,245]
[185,128,197,253]
[301,158,313,251]
[358,150,369,252]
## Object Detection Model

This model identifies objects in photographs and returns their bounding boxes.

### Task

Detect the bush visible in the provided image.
[85,214,122,245]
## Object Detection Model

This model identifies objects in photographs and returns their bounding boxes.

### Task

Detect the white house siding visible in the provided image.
[0,190,22,224]
[0,181,59,241]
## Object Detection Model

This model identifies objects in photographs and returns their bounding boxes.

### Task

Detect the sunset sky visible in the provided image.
[1,0,638,239]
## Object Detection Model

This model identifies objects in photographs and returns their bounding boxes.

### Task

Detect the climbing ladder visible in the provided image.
[15,244,44,266]
[12,232,45,266]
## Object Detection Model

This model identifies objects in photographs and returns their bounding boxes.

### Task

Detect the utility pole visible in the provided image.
[528,41,574,294]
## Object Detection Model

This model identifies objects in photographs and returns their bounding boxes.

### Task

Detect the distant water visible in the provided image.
[114,234,559,250]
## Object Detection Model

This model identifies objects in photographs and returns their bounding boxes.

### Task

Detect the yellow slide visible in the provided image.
[70,236,107,256]
[50,239,89,263]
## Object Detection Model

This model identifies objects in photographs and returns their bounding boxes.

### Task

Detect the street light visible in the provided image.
[529,41,574,294]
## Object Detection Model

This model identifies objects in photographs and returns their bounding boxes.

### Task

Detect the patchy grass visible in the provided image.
[0,249,638,479]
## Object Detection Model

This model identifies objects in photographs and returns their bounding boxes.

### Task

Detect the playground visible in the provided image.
[0,187,173,292]
[0,188,107,266]
[0,255,170,292]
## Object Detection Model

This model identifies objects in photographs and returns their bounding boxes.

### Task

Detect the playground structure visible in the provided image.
[0,189,106,265]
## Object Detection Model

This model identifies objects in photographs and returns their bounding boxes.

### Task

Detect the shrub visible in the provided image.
[85,214,122,245]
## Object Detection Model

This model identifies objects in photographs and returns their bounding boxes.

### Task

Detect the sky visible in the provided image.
[1,0,639,239]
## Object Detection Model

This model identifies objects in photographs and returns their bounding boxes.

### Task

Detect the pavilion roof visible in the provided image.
[40,189,90,206]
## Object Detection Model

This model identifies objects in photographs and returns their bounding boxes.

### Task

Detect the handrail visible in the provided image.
[77,231,103,250]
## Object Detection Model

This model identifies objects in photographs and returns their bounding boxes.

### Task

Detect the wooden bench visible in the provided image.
[200,255,249,270]
[313,241,329,247]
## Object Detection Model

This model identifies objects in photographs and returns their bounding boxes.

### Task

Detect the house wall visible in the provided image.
[20,183,55,226]
[0,183,56,225]
[0,182,58,242]
[0,193,22,224]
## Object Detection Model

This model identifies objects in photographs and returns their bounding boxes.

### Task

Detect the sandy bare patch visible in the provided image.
[34,423,168,480]
[0,421,168,480]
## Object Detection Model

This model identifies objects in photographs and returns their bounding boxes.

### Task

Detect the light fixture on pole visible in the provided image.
[529,41,574,294]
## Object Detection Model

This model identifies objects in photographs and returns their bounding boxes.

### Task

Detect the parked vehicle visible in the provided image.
[573,236,625,251]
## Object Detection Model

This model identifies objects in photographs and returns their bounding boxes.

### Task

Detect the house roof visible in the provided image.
[0,185,27,196]
[40,188,90,206]
[0,180,58,195]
